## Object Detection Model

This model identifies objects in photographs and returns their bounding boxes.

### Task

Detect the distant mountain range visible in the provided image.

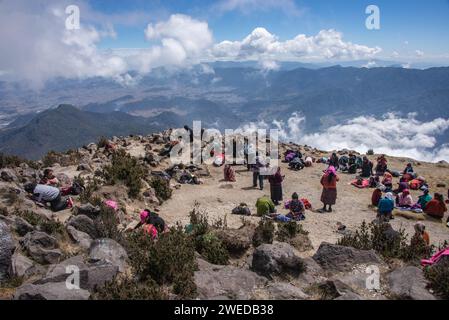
[1,65,448,159]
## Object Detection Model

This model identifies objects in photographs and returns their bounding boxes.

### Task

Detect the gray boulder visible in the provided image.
[11,252,44,278]
[195,258,267,300]
[12,216,35,236]
[75,204,101,220]
[252,242,305,278]
[68,214,98,239]
[36,255,119,291]
[89,239,128,272]
[67,226,93,250]
[0,221,15,281]
[0,168,18,182]
[266,282,309,300]
[14,282,91,300]
[20,231,62,265]
[388,266,436,300]
[312,243,381,272]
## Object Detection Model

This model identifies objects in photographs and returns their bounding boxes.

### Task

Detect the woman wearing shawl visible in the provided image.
[286,192,305,221]
[397,189,413,207]
[424,193,447,219]
[372,184,385,206]
[268,166,284,205]
[411,222,430,247]
[417,188,432,209]
[329,153,339,170]
[319,166,339,213]
[382,172,393,191]
[377,192,395,221]
[223,164,236,182]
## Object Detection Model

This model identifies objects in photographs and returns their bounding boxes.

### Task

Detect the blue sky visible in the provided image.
[88,0,449,61]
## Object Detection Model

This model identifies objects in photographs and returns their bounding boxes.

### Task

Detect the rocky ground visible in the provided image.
[0,130,448,300]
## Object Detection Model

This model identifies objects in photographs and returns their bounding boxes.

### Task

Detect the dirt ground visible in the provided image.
[159,152,449,254]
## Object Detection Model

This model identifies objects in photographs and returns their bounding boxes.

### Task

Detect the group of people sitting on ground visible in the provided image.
[370,162,448,224]
[133,209,167,239]
[283,149,313,171]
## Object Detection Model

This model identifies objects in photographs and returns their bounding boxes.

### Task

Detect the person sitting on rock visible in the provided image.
[424,193,447,219]
[397,189,413,208]
[223,164,236,182]
[24,182,73,212]
[255,196,276,216]
[40,169,59,186]
[377,192,395,221]
[360,156,373,178]
[286,192,305,221]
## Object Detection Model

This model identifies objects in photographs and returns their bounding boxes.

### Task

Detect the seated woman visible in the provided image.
[377,192,395,221]
[24,182,73,212]
[382,172,393,191]
[417,188,432,209]
[424,193,447,219]
[40,169,59,186]
[394,181,409,195]
[223,164,236,182]
[372,184,385,206]
[397,189,413,208]
[375,155,388,176]
[286,192,305,221]
[403,163,414,175]
[411,222,430,247]
[304,156,313,167]
[360,157,373,178]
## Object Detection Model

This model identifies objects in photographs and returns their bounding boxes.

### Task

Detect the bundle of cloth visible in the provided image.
[351,178,370,189]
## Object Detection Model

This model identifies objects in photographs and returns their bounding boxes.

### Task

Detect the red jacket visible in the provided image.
[424,200,447,219]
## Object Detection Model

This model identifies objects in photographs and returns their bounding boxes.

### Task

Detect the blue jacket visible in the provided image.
[378,198,394,214]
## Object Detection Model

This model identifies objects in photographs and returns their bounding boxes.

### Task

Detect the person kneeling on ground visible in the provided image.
[135,209,167,239]
[424,193,447,219]
[24,182,73,212]
[223,164,236,182]
[256,196,276,216]
[377,192,395,221]
[411,222,430,247]
[286,192,305,221]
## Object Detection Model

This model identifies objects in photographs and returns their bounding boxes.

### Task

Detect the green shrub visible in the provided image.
[424,257,449,299]
[91,277,166,300]
[252,219,275,247]
[102,150,144,198]
[123,225,197,299]
[276,221,308,242]
[188,205,229,265]
[40,219,65,236]
[79,177,101,204]
[150,176,172,202]
[42,151,60,167]
[0,153,37,169]
[15,209,45,226]
[97,137,109,149]
[94,205,124,244]
[337,221,429,262]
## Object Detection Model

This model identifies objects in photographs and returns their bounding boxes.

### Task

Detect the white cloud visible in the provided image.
[415,50,425,57]
[268,113,449,163]
[362,61,377,68]
[211,28,382,61]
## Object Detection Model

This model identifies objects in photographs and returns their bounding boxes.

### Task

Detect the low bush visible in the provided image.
[337,221,430,262]
[424,257,449,300]
[188,205,229,265]
[0,153,37,169]
[94,205,124,244]
[102,150,144,198]
[150,176,172,202]
[252,219,275,247]
[91,277,167,300]
[276,221,309,242]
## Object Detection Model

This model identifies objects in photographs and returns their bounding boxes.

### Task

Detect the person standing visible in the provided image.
[251,157,265,190]
[319,166,339,213]
[268,167,284,205]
